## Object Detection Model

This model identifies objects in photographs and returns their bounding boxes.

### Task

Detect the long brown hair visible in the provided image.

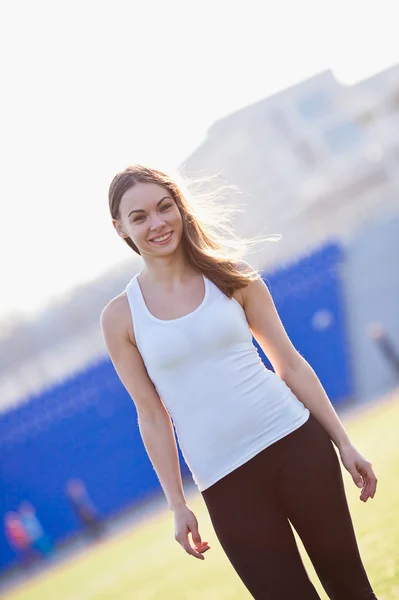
[108,164,261,298]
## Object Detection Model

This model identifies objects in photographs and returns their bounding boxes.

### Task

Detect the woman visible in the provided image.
[101,164,378,599]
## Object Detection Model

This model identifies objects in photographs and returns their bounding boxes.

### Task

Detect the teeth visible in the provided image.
[153,233,171,242]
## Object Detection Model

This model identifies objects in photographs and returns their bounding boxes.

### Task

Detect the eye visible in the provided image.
[160,203,172,211]
[133,215,145,223]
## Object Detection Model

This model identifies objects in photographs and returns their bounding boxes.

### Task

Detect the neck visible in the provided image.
[140,248,196,286]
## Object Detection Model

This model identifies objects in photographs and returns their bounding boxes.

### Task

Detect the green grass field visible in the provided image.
[4,393,399,600]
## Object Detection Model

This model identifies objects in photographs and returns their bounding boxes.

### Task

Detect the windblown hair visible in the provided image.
[108,164,262,298]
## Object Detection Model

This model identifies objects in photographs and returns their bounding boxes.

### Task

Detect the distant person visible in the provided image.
[66,479,103,539]
[369,322,399,376]
[4,511,33,565]
[19,502,53,558]
[101,165,378,599]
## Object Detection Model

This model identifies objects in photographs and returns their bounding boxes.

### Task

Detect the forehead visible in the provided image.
[120,182,170,214]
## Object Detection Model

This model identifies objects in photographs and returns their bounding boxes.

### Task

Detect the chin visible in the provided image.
[158,241,180,255]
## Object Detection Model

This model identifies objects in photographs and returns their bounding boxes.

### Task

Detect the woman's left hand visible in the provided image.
[338,444,377,502]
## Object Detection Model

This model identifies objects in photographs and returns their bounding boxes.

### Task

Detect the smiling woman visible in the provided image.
[101,164,378,600]
[107,164,259,297]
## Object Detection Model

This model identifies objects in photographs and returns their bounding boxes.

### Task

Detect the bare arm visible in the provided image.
[101,295,186,511]
[241,277,377,501]
[100,295,210,558]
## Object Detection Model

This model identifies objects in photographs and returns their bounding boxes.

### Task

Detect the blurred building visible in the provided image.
[1,65,398,412]
[182,65,399,270]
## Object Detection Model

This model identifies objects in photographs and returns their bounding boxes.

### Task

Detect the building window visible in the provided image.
[323,121,361,153]
[297,90,332,119]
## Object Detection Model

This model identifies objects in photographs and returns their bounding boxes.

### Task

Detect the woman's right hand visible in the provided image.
[173,505,210,560]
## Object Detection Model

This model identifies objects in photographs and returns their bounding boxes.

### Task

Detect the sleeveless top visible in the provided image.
[125,274,310,491]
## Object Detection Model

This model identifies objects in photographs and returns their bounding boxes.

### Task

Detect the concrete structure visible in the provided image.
[343,216,399,402]
[182,65,399,270]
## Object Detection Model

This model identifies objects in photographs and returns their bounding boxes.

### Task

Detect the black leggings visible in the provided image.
[202,415,377,600]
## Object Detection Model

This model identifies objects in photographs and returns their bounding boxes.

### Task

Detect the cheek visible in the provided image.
[129,223,147,243]
[173,216,184,239]
[173,209,183,228]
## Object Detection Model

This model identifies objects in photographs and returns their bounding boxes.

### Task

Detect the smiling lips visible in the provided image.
[150,232,173,244]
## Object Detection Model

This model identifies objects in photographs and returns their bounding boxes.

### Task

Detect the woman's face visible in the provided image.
[115,182,184,258]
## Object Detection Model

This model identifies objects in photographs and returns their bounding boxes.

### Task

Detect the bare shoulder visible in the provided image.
[240,275,272,305]
[100,292,136,346]
[100,292,167,420]
[233,261,263,308]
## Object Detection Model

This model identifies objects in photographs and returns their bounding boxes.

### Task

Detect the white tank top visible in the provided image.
[125,274,309,491]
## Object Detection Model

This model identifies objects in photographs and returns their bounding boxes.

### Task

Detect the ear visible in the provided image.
[112,219,128,239]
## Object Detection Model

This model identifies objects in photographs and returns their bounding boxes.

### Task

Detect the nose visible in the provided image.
[149,214,166,231]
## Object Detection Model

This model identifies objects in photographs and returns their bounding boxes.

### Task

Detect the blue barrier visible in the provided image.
[257,243,352,402]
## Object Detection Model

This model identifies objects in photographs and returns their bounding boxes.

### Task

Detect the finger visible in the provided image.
[360,484,369,502]
[196,542,210,553]
[185,544,205,559]
[179,537,205,560]
[190,526,202,548]
[360,463,373,486]
[367,467,378,499]
[364,469,377,500]
[362,483,372,502]
[350,469,364,490]
[188,518,209,552]
[361,473,372,500]
[371,475,378,498]
[360,466,377,501]
[358,471,368,501]
[360,478,368,501]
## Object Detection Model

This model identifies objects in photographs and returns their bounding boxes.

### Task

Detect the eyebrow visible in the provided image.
[128,196,171,219]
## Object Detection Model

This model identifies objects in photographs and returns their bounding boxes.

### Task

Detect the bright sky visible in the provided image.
[0,0,397,322]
